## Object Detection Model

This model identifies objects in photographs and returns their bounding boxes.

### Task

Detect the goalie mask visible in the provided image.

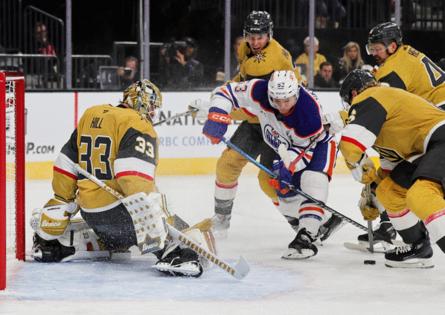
[123,80,162,122]
[268,70,300,109]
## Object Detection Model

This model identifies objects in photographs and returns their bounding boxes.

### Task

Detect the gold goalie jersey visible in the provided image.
[340,85,445,167]
[374,45,445,107]
[50,104,158,211]
[230,38,301,122]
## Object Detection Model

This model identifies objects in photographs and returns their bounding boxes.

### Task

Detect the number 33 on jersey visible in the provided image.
[52,104,158,211]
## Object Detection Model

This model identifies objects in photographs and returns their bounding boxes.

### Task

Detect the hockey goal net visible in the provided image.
[0,71,25,290]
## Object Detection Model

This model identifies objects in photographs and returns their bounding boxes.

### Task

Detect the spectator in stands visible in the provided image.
[295,36,327,81]
[35,22,56,56]
[117,56,140,87]
[159,37,204,90]
[314,61,338,88]
[296,0,345,28]
[335,41,365,84]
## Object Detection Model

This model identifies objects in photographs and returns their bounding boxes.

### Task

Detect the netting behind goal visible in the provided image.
[0,71,25,290]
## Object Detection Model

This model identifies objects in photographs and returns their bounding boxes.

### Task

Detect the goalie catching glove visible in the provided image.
[203,108,231,144]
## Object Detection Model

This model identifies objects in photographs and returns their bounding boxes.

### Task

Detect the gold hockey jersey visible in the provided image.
[374,45,445,106]
[340,86,445,167]
[231,38,301,122]
[50,104,158,211]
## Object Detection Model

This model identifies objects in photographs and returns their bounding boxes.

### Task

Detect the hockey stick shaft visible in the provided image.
[153,108,198,126]
[69,158,249,279]
[221,137,391,239]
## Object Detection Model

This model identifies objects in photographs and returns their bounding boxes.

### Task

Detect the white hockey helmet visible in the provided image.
[267,70,300,108]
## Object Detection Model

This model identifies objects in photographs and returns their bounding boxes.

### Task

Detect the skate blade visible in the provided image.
[385,257,434,269]
[281,248,315,260]
[152,262,203,277]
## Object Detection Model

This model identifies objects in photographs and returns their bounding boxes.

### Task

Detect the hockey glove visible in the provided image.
[350,156,377,184]
[322,110,348,134]
[203,107,231,144]
[188,99,210,119]
[269,160,296,198]
[358,184,380,221]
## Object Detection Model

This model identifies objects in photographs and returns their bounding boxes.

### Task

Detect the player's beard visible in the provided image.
[373,55,385,65]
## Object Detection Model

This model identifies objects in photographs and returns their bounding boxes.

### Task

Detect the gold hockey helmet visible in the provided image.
[122,79,162,121]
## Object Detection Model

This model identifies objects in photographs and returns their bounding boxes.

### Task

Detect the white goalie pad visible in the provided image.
[122,192,168,254]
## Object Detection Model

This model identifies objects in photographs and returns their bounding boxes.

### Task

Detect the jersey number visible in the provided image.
[135,136,155,158]
[79,135,113,180]
[422,57,445,87]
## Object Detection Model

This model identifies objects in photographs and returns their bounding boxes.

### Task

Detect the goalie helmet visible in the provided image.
[123,80,162,121]
[368,22,402,47]
[243,10,273,38]
[339,69,377,106]
[268,70,300,108]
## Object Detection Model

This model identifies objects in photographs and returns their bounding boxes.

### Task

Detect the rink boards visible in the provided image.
[24,90,373,179]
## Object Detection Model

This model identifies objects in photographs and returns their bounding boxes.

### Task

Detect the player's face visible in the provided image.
[245,33,269,54]
[367,43,389,65]
[272,96,297,115]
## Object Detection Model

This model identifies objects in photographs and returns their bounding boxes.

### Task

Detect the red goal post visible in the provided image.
[0,71,26,290]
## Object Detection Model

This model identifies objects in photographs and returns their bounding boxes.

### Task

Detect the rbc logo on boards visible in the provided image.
[264,125,289,149]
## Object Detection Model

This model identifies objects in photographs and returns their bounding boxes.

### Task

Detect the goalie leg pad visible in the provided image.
[122,192,168,254]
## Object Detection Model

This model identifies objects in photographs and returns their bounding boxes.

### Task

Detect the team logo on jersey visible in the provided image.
[254,51,266,63]
[264,124,290,149]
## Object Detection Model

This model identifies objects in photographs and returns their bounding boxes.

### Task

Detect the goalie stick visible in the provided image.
[154,108,198,126]
[220,137,394,244]
[67,157,249,280]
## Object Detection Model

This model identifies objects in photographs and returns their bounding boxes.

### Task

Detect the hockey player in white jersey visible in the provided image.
[202,70,338,259]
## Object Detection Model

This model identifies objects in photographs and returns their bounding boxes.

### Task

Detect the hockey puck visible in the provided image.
[364,260,376,265]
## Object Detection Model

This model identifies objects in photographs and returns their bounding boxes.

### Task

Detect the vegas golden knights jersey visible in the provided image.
[374,45,445,107]
[340,86,445,167]
[231,38,301,122]
[50,104,158,211]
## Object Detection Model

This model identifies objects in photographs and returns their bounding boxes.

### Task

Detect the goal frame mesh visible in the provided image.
[0,71,26,290]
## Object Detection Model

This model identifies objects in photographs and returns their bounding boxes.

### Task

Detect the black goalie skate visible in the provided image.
[282,228,318,259]
[153,247,203,277]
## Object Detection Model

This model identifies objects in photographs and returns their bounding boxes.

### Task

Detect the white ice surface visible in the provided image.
[1,174,444,315]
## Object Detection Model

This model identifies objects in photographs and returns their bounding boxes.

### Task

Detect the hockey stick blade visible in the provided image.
[167,225,250,280]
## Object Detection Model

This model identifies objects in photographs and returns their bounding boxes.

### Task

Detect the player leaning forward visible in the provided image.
[202,71,338,259]
[339,69,445,268]
[30,80,211,277]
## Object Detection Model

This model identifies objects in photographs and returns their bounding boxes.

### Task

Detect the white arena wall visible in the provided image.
[24,90,357,179]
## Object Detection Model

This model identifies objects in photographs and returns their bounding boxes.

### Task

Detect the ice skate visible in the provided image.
[282,228,318,259]
[344,221,399,253]
[318,214,345,241]
[153,247,203,277]
[385,237,434,269]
